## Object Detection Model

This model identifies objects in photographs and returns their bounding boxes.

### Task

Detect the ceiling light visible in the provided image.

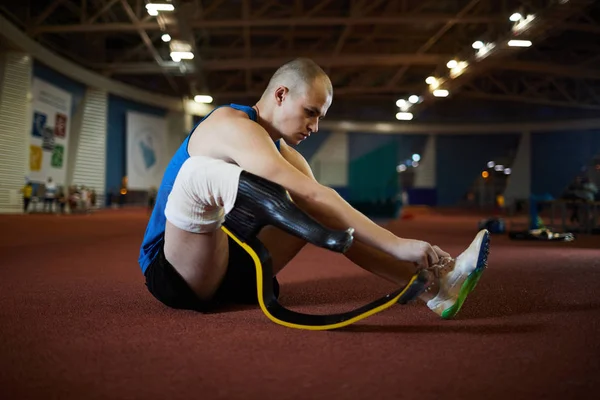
[508,39,532,47]
[450,61,468,78]
[504,168,512,175]
[396,112,414,121]
[408,95,420,104]
[487,161,495,168]
[446,60,458,69]
[194,95,213,104]
[433,89,449,97]
[170,51,194,61]
[512,14,536,32]
[412,161,419,167]
[509,12,522,22]
[472,41,484,49]
[397,164,407,173]
[146,3,175,12]
[425,76,436,85]
[476,42,495,59]
[494,164,505,171]
[396,99,407,108]
[147,8,158,16]
[412,154,421,162]
[161,34,171,42]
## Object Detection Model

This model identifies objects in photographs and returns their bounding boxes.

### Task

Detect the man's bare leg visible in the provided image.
[164,221,230,301]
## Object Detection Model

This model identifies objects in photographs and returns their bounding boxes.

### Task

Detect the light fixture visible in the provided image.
[146,3,175,12]
[412,154,421,162]
[512,14,536,32]
[147,8,158,16]
[508,39,532,47]
[476,42,495,59]
[446,60,458,69]
[494,164,505,172]
[412,161,419,168]
[425,76,436,85]
[487,161,495,168]
[433,89,449,97]
[397,164,407,173]
[194,95,213,104]
[482,171,489,178]
[450,61,468,78]
[408,95,420,104]
[509,12,522,22]
[504,168,512,175]
[170,40,194,62]
[396,112,414,121]
[396,99,407,108]
[472,41,484,49]
[170,51,194,62]
[161,34,171,42]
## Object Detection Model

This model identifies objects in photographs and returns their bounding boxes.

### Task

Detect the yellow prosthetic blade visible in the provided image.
[222,226,430,331]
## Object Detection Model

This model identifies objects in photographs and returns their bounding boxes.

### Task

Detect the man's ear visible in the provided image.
[275,86,288,105]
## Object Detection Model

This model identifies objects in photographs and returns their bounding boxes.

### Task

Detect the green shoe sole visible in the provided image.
[441,231,490,319]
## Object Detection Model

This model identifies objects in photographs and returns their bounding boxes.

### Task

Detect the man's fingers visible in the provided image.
[427,245,440,266]
[433,245,451,259]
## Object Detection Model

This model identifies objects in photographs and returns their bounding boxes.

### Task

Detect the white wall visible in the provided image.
[0,52,31,213]
[309,131,348,187]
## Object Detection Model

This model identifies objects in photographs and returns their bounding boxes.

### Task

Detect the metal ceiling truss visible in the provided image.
[462,71,600,110]
[1,0,599,111]
[407,0,599,116]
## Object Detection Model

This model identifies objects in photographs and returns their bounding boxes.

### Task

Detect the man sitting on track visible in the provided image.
[139,57,490,319]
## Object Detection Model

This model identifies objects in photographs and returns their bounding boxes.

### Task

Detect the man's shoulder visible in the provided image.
[189,105,268,159]
[206,105,251,123]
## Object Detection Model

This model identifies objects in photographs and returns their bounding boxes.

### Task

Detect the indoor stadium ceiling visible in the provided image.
[1,0,600,120]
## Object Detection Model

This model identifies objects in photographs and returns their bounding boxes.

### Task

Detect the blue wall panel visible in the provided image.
[531,130,600,197]
[436,134,520,206]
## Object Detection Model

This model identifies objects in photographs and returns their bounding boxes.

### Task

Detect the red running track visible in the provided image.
[1,209,599,400]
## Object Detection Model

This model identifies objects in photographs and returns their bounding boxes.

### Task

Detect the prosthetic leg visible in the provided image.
[221,171,431,330]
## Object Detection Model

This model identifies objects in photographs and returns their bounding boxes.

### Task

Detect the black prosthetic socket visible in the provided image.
[225,171,354,253]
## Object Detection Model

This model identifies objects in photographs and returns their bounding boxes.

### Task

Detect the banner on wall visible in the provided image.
[126,111,167,190]
[29,78,72,185]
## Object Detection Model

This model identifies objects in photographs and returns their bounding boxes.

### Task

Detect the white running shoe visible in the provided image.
[427,229,491,319]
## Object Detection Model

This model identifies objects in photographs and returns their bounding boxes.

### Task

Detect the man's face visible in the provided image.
[274,78,332,146]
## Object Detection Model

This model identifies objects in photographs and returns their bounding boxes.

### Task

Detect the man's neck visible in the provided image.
[253,102,281,142]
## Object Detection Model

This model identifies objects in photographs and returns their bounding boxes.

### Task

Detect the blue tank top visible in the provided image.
[138,103,281,273]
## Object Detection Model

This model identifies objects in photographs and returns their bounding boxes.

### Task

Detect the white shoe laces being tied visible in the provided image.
[423,256,455,293]
[429,256,455,278]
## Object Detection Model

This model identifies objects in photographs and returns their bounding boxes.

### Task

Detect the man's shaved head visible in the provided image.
[255,58,333,146]
[261,58,333,100]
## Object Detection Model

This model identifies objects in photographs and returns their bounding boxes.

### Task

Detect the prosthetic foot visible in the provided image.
[222,171,431,330]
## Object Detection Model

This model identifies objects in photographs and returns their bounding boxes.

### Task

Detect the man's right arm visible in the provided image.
[220,118,439,268]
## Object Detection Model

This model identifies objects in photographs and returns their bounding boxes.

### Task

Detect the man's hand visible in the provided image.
[394,239,451,269]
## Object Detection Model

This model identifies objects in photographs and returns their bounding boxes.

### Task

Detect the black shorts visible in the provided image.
[144,236,280,312]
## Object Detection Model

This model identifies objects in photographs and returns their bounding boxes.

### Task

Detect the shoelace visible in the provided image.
[422,256,455,294]
[428,256,455,279]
